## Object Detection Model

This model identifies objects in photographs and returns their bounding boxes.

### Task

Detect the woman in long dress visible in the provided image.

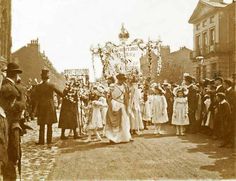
[59,80,79,139]
[105,73,132,143]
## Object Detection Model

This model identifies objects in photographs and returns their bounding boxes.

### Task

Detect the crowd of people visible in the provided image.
[0,62,235,180]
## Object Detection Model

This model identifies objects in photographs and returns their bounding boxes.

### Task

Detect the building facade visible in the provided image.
[0,0,11,67]
[12,39,65,88]
[189,0,236,81]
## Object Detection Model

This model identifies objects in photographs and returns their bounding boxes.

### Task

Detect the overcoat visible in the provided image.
[58,89,79,129]
[35,81,62,125]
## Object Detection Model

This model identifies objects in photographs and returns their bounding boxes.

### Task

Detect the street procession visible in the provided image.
[0,0,236,180]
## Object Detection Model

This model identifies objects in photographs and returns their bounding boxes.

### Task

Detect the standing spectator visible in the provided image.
[215,77,225,93]
[163,83,174,124]
[223,79,236,147]
[214,93,231,148]
[1,63,25,181]
[184,75,198,133]
[34,69,63,145]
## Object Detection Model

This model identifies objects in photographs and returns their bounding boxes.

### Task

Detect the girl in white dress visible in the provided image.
[141,89,153,129]
[129,79,144,135]
[152,85,168,135]
[172,86,189,136]
[85,92,106,142]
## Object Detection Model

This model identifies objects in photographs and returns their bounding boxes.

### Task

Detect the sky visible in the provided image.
[12,0,201,79]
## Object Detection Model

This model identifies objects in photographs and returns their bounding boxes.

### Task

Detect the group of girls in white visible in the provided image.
[59,75,191,143]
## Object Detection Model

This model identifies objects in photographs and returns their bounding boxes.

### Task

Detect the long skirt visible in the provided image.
[106,100,132,143]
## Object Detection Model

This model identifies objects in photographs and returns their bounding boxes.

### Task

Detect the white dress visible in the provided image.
[87,100,104,130]
[172,97,189,126]
[152,95,168,124]
[129,84,144,130]
[99,96,108,125]
[142,95,153,121]
[105,84,132,143]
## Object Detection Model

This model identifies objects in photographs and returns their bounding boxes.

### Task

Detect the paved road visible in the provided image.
[44,124,235,180]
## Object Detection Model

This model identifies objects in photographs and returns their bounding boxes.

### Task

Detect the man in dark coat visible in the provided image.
[185,75,198,133]
[34,69,63,145]
[214,93,231,147]
[1,62,25,180]
[215,77,225,93]
[223,79,236,147]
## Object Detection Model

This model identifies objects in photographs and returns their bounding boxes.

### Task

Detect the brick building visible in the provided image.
[189,0,236,81]
[12,39,65,88]
[0,0,11,67]
[140,46,193,83]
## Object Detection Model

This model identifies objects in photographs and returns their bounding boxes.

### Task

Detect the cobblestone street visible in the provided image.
[20,121,235,180]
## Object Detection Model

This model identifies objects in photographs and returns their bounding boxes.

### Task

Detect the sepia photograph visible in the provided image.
[0,0,235,180]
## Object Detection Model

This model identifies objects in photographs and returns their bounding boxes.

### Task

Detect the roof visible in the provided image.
[189,0,229,23]
[201,0,228,8]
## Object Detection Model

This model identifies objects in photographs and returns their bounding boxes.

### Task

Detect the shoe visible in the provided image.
[181,133,186,136]
[74,135,81,139]
[154,130,158,135]
[176,133,180,136]
[84,138,92,143]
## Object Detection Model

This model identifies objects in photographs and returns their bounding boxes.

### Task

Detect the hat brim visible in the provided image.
[5,69,23,74]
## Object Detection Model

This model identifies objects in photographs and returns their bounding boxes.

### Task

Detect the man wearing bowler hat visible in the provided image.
[34,69,63,145]
[1,62,25,180]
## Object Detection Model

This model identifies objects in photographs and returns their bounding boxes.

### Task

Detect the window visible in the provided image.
[203,32,208,46]
[210,16,215,23]
[196,35,201,51]
[196,23,200,30]
[202,20,207,27]
[210,28,215,46]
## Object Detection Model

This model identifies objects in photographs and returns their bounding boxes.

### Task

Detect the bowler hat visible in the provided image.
[116,73,126,81]
[3,62,22,74]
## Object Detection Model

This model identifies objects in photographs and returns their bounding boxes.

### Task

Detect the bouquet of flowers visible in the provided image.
[64,81,79,104]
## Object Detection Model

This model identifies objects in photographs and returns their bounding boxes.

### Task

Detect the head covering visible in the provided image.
[3,62,22,74]
[184,75,193,83]
[215,77,223,83]
[216,92,226,100]
[224,79,233,87]
[41,69,50,80]
[173,86,189,96]
[116,73,126,81]
[154,84,166,94]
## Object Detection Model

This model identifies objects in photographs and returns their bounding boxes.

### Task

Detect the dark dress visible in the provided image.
[58,89,79,129]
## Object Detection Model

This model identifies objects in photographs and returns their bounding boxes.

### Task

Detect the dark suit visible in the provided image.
[1,78,24,181]
[216,85,225,93]
[225,87,236,146]
[187,84,198,133]
[34,81,62,144]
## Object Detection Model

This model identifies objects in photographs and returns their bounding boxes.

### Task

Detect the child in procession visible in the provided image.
[151,84,168,135]
[85,90,106,142]
[172,86,189,136]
